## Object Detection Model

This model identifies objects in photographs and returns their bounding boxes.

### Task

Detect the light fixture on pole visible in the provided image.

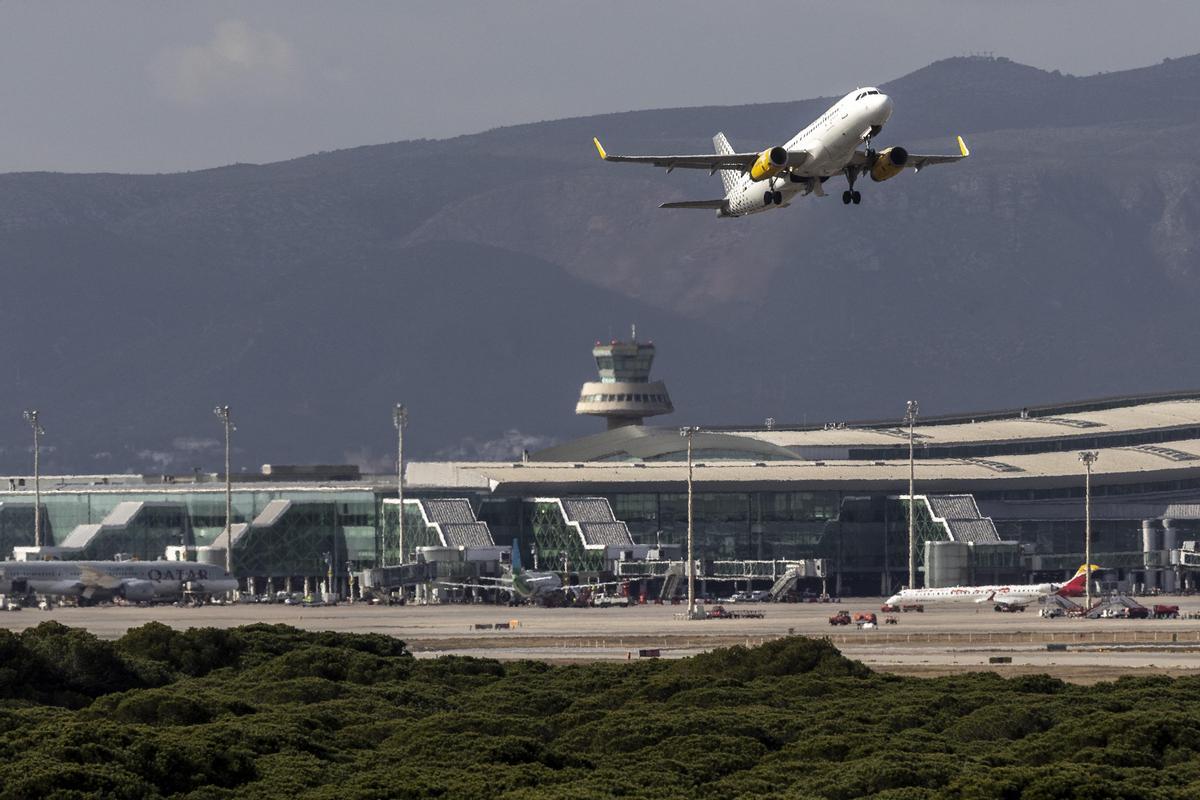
[904,400,919,590]
[1079,450,1098,612]
[22,410,44,548]
[392,403,408,567]
[679,425,701,619]
[212,405,234,584]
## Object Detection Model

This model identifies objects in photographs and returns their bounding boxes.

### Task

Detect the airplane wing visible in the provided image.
[78,565,123,590]
[595,138,808,174]
[40,580,86,596]
[905,136,971,171]
[851,136,970,171]
[434,580,508,592]
[568,579,634,593]
[660,200,727,210]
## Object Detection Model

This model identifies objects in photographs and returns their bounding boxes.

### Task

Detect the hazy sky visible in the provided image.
[2,0,1198,174]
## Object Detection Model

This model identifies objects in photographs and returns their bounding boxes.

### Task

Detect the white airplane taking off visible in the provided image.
[885,564,1100,611]
[593,87,968,217]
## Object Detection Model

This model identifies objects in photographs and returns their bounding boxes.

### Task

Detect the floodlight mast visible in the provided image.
[905,400,919,590]
[1079,450,1099,612]
[23,410,44,548]
[213,405,234,583]
[679,426,701,619]
[392,403,408,567]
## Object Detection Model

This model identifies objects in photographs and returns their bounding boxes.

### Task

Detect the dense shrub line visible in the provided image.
[1,621,1199,799]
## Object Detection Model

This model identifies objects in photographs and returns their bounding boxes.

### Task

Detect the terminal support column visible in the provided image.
[905,401,918,590]
[680,426,700,618]
[393,403,408,567]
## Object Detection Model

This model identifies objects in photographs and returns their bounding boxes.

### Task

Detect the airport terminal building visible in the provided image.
[7,388,1200,597]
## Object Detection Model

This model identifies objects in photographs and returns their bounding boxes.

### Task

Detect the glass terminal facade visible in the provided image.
[0,478,1190,595]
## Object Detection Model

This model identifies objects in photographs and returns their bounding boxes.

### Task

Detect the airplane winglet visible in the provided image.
[593,137,608,160]
[957,135,970,157]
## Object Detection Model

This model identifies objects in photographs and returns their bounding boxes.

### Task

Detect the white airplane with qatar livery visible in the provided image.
[885,564,1100,611]
[593,87,968,217]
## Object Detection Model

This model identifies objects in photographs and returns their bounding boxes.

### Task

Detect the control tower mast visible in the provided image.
[575,326,673,429]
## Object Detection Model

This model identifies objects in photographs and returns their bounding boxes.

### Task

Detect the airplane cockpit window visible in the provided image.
[856,92,865,100]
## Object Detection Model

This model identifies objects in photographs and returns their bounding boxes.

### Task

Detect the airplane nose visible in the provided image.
[877,94,894,121]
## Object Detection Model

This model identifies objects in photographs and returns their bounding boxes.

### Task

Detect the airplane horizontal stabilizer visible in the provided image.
[659,200,726,210]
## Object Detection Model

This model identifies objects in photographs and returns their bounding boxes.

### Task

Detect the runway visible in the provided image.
[5,598,1200,682]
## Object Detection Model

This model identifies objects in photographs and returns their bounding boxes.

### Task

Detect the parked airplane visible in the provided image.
[593,87,967,216]
[436,542,625,604]
[0,560,238,604]
[885,564,1100,611]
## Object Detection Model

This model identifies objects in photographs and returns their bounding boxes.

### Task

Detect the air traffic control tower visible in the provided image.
[575,328,673,429]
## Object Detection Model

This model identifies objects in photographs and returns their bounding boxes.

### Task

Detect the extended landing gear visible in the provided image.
[842,166,862,205]
[762,190,784,206]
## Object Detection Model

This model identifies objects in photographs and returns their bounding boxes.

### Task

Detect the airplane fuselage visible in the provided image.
[0,560,238,602]
[723,89,893,217]
[886,582,1058,608]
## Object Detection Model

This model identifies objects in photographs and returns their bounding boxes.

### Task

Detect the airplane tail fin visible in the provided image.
[712,132,740,195]
[511,538,522,575]
[1057,564,1101,596]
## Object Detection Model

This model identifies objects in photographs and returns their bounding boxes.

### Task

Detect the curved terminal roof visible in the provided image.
[418,434,1200,496]
[534,392,1200,462]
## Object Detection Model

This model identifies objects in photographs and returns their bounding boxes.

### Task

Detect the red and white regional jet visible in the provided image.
[885,564,1100,611]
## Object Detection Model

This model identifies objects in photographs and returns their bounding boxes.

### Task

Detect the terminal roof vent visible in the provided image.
[923,494,1002,544]
[1126,445,1199,462]
[578,522,636,547]
[103,501,145,527]
[441,522,495,548]
[927,495,981,520]
[946,519,1003,544]
[409,498,497,549]
[1024,416,1103,429]
[422,499,478,525]
[961,457,1024,473]
[875,427,931,440]
[60,523,103,549]
[559,497,635,547]
[561,497,617,523]
[253,500,292,528]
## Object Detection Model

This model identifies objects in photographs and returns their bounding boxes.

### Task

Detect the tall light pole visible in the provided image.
[392,403,408,567]
[1079,450,1098,611]
[679,426,700,619]
[905,400,919,590]
[213,405,234,580]
[23,410,44,548]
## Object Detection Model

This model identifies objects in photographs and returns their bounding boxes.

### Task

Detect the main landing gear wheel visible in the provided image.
[852,191,861,205]
[773,191,783,205]
[763,191,773,206]
[842,191,852,205]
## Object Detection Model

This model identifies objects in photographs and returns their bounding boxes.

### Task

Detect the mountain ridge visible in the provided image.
[2,54,1199,471]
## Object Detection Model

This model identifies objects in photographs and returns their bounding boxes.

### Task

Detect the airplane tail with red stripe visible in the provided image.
[1056,564,1101,597]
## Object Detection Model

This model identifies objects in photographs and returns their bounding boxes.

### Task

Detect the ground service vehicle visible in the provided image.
[829,611,851,626]
[1154,604,1180,619]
